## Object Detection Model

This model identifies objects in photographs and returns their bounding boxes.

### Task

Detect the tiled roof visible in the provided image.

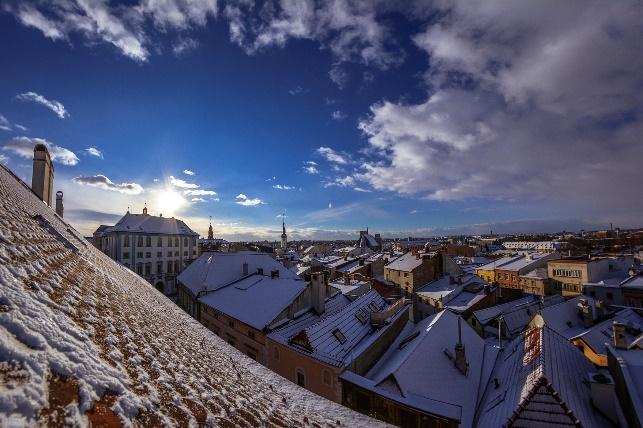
[0,164,382,426]
[475,326,610,428]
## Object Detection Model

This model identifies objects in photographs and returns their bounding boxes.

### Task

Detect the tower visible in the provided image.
[32,144,54,206]
[208,216,214,240]
[281,214,287,249]
[143,201,148,215]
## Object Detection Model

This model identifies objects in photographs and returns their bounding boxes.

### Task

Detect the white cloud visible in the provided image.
[184,189,217,196]
[85,147,103,158]
[352,1,643,216]
[172,37,199,55]
[410,209,417,214]
[0,154,8,164]
[331,110,347,120]
[73,174,143,194]
[191,197,206,202]
[15,124,28,131]
[236,193,265,206]
[289,85,304,95]
[3,136,79,165]
[328,202,332,208]
[303,161,319,174]
[324,175,355,188]
[273,184,295,190]
[0,115,10,132]
[329,65,349,89]
[183,169,195,176]
[353,187,371,193]
[169,175,199,189]
[317,146,349,164]
[16,92,69,119]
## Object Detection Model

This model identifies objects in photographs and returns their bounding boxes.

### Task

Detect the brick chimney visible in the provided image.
[32,144,54,206]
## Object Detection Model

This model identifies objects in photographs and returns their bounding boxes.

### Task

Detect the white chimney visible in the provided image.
[32,144,54,206]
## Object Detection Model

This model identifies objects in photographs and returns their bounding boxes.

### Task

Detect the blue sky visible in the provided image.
[1,1,642,240]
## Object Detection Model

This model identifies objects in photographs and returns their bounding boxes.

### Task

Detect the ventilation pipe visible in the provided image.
[55,191,64,217]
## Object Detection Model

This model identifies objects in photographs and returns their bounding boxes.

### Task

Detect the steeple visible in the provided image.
[208,216,214,240]
[280,213,287,249]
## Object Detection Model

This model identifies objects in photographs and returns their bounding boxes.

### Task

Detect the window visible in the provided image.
[228,320,234,328]
[146,252,151,258]
[174,238,179,247]
[193,238,197,246]
[136,263,142,275]
[145,263,151,275]
[404,272,408,278]
[184,251,188,257]
[137,236,143,246]
[124,236,130,247]
[167,251,172,257]
[607,292,613,300]
[123,252,130,259]
[167,261,173,273]
[332,328,347,344]
[146,236,151,247]
[355,308,368,324]
[368,302,379,312]
[174,260,179,273]
[174,251,179,257]
[137,252,143,258]
[157,251,162,257]
[157,262,163,273]
[184,237,188,246]
[296,370,306,388]
[248,330,255,339]
[157,237,163,247]
[322,369,331,386]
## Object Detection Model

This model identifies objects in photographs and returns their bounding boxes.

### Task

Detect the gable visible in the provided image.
[506,379,580,427]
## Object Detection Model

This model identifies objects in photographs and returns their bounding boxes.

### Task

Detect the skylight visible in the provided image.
[332,328,347,344]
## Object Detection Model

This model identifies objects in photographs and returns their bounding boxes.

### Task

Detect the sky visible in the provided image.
[0,1,642,241]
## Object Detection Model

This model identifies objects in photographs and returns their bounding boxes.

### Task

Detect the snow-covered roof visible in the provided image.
[473,296,539,325]
[520,267,548,279]
[104,213,198,236]
[475,255,523,272]
[0,164,383,427]
[345,310,499,427]
[177,252,299,295]
[622,273,643,289]
[495,252,554,272]
[575,309,643,356]
[384,251,424,272]
[475,326,610,427]
[538,296,595,339]
[273,291,401,367]
[606,344,643,424]
[198,274,307,330]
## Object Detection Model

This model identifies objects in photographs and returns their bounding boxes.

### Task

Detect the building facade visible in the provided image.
[93,207,199,298]
[548,256,634,297]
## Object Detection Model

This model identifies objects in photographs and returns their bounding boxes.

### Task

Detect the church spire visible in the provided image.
[208,216,214,240]
[280,213,287,249]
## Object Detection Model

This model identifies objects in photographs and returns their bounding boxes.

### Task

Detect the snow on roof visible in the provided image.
[0,165,384,427]
[104,213,198,236]
[476,255,524,272]
[198,274,307,330]
[475,326,610,428]
[538,296,595,339]
[273,291,397,367]
[473,296,539,325]
[384,252,424,272]
[520,267,548,279]
[621,273,643,289]
[606,344,643,424]
[177,252,299,295]
[349,310,498,427]
[495,252,553,272]
[575,309,643,356]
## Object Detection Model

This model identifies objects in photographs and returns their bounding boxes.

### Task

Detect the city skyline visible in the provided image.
[1,1,642,240]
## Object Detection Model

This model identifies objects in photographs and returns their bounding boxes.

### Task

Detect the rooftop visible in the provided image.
[104,213,198,236]
[384,251,425,272]
[0,164,381,426]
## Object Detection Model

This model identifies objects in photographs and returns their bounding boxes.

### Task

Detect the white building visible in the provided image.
[94,205,198,298]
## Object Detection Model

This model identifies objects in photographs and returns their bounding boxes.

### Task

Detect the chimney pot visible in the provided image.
[55,191,64,218]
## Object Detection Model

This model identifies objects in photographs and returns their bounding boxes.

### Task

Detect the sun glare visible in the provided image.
[156,189,186,217]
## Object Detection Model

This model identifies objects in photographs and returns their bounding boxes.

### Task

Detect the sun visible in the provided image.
[156,189,186,217]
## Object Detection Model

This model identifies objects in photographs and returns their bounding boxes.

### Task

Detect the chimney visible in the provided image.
[55,191,64,218]
[32,144,54,206]
[579,300,594,328]
[311,272,326,314]
[589,372,618,424]
[454,316,467,375]
[271,269,279,279]
[343,273,351,286]
[613,321,627,349]
[242,262,249,276]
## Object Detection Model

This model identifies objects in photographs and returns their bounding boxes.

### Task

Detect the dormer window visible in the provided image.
[332,329,347,344]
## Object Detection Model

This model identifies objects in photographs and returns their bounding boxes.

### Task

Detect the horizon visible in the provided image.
[1,1,642,241]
